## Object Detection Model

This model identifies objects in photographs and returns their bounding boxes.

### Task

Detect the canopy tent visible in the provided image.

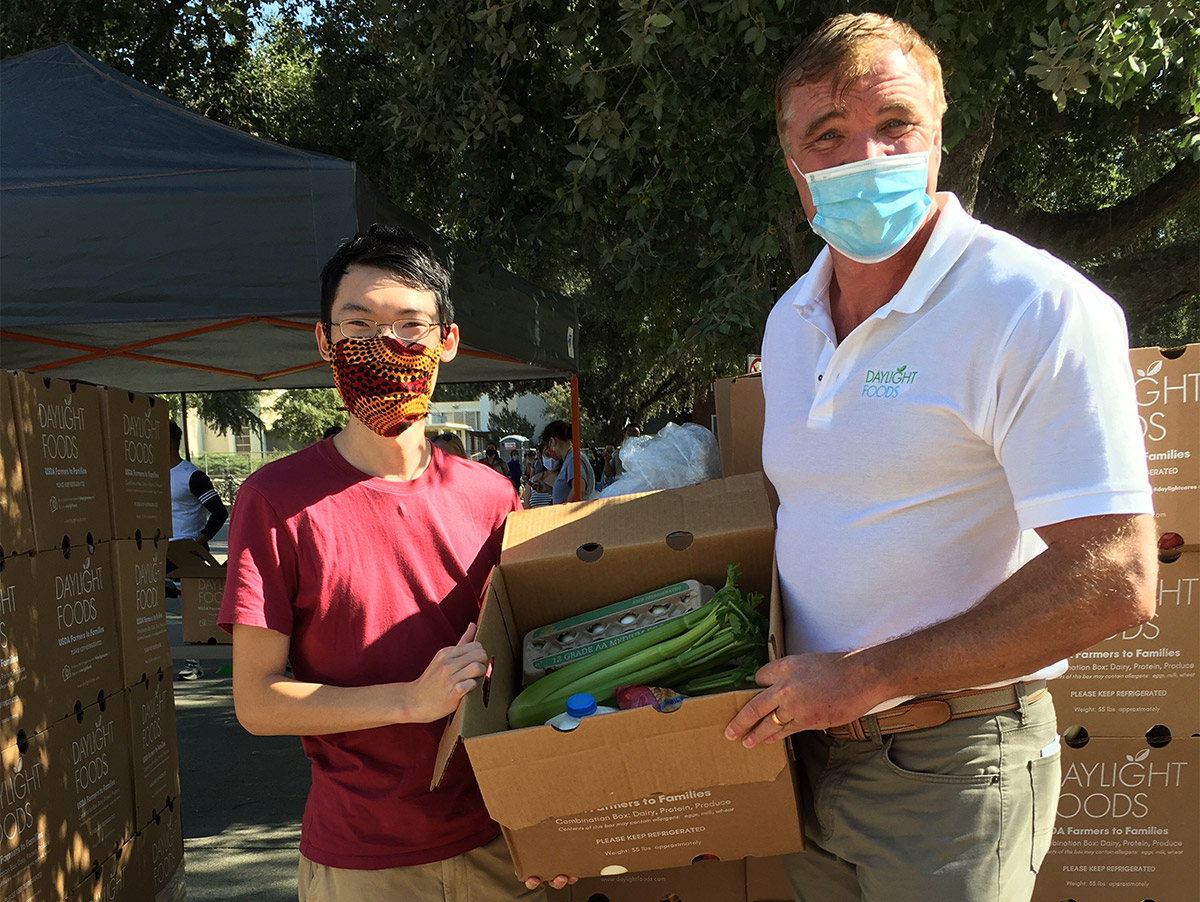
[0,45,579,393]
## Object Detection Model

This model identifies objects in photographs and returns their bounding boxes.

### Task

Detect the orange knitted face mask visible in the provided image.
[329,334,443,437]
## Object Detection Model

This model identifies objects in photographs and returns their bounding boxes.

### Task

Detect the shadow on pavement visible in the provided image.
[173,674,309,902]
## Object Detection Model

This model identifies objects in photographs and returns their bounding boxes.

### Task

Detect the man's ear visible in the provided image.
[439,323,460,364]
[315,322,333,361]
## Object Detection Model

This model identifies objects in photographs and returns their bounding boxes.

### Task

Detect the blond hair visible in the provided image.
[775,13,947,153]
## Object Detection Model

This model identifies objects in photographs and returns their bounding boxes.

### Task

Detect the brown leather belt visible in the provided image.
[825,680,1048,741]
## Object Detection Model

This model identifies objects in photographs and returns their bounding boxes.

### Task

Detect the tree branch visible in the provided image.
[975,158,1200,260]
[1089,241,1200,320]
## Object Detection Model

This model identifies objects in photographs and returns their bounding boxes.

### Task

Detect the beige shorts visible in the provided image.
[298,835,546,902]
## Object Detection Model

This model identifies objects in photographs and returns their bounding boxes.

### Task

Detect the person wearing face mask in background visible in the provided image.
[539,420,597,504]
[723,14,1155,902]
[218,225,574,900]
[526,440,559,509]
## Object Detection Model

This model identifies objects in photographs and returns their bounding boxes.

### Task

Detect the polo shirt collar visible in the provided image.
[789,192,980,323]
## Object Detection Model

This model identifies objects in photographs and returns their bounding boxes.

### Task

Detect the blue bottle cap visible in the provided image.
[566,693,598,719]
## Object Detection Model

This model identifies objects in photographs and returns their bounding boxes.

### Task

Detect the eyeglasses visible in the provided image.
[327,318,446,342]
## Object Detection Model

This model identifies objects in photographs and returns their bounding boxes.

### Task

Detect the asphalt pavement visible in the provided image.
[168,523,310,902]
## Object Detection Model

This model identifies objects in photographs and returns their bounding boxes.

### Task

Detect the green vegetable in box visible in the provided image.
[506,565,768,729]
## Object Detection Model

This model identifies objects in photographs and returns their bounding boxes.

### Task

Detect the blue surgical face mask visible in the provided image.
[790,151,934,264]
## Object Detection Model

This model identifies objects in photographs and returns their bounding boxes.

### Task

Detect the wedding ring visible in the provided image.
[770,710,790,728]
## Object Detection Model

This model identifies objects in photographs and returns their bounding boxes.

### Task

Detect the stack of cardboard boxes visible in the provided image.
[1,372,185,902]
[1034,343,1199,902]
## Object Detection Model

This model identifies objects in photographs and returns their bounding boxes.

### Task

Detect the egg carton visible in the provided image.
[522,579,715,684]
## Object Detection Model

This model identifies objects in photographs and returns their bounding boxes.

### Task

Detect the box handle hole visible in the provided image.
[1146,724,1171,747]
[1063,725,1089,748]
[481,657,494,708]
[665,531,693,551]
[576,542,604,563]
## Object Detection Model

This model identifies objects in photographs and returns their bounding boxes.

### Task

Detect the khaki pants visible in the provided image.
[782,685,1060,902]
[298,836,546,902]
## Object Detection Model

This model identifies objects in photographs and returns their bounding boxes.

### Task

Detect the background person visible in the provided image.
[168,420,228,549]
[539,420,596,503]
[724,14,1156,902]
[431,431,468,458]
[218,224,571,899]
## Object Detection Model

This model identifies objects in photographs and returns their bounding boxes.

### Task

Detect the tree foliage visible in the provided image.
[269,388,346,444]
[5,1,1197,437]
[488,407,536,444]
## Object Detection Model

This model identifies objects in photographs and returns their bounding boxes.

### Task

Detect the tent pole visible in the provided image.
[180,392,191,461]
[570,374,582,502]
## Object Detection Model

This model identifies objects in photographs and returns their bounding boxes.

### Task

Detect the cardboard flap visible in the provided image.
[464,691,788,831]
[503,473,772,559]
[166,538,224,577]
[434,569,518,787]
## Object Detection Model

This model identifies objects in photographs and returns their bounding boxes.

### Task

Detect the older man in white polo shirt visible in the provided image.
[724,13,1157,902]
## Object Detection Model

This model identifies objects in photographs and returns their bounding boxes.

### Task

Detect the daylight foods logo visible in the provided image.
[1059,749,1189,820]
[1134,358,1198,443]
[862,365,918,399]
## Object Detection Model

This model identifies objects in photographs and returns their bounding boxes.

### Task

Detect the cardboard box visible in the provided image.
[27,543,123,725]
[1,698,137,900]
[438,475,804,881]
[1,552,43,749]
[126,799,186,902]
[99,389,171,543]
[169,539,229,645]
[714,373,765,478]
[122,673,180,829]
[1,729,67,902]
[1,373,35,558]
[8,372,111,551]
[1055,550,1199,738]
[67,839,136,902]
[107,538,172,688]
[1033,736,1198,902]
[1131,344,1199,543]
[569,855,794,902]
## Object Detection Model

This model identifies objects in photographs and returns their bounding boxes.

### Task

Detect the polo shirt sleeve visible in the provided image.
[990,281,1152,532]
[218,482,298,636]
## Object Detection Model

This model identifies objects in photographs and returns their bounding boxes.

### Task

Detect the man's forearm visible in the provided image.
[854,514,1158,704]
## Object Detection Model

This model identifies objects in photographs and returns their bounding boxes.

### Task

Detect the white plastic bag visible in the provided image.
[599,422,721,497]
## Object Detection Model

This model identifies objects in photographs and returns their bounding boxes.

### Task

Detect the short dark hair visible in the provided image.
[169,421,182,447]
[539,420,571,446]
[319,224,454,326]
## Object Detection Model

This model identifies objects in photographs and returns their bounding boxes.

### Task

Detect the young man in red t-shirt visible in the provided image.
[218,226,573,899]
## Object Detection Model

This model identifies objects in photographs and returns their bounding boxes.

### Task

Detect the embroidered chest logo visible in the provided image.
[862,364,919,399]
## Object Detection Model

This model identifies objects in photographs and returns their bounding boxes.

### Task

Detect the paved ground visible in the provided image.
[169,523,310,902]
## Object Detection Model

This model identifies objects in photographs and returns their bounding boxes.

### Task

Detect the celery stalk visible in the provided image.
[506,566,767,728]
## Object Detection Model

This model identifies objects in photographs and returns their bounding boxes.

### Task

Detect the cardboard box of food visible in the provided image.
[1,727,68,901]
[436,474,804,881]
[1,372,36,558]
[99,388,171,543]
[67,839,136,902]
[131,798,186,902]
[107,537,172,688]
[25,543,123,726]
[8,372,111,551]
[122,672,180,829]
[1,551,43,749]
[1055,550,1198,738]
[1131,344,1199,544]
[1033,736,1198,902]
[1,697,137,899]
[168,539,229,645]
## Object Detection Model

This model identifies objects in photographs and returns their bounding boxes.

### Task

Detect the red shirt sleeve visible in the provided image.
[218,481,298,636]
